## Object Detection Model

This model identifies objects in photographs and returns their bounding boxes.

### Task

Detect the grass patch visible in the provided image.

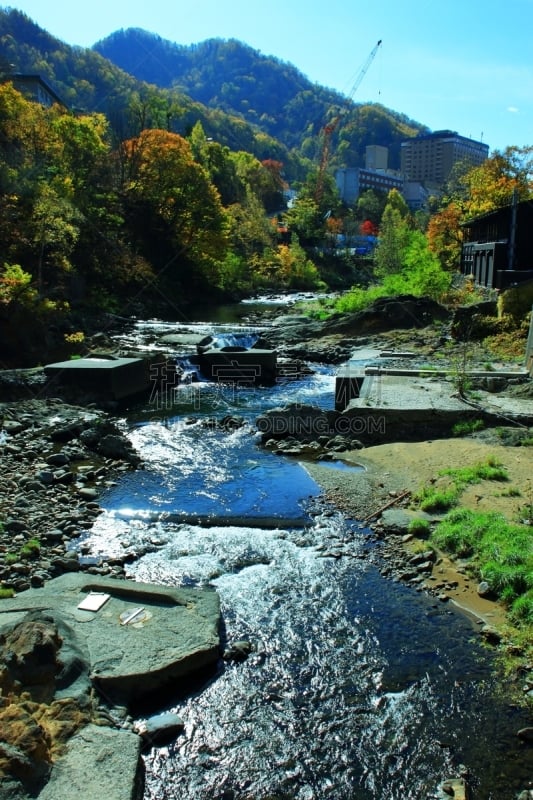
[500,486,521,497]
[19,538,41,559]
[3,538,41,564]
[510,589,533,625]
[415,486,459,513]
[452,419,485,436]
[412,456,508,514]
[439,456,508,487]
[431,508,533,624]
[0,587,15,599]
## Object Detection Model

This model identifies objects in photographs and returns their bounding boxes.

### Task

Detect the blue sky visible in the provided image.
[6,0,533,153]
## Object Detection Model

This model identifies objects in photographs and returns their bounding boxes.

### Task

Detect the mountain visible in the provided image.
[94,28,427,170]
[0,8,427,178]
[0,9,297,170]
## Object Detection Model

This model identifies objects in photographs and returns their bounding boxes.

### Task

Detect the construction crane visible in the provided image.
[315,39,382,203]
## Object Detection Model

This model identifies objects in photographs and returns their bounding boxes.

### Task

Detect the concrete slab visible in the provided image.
[44,357,150,400]
[353,373,467,411]
[334,372,533,444]
[346,372,533,421]
[198,348,277,384]
[0,573,221,704]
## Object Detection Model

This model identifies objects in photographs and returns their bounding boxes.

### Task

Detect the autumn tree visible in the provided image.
[360,219,378,236]
[460,146,533,218]
[120,129,229,294]
[0,263,36,308]
[426,146,533,277]
[427,201,464,272]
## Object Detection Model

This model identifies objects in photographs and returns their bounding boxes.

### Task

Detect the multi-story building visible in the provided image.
[335,146,403,205]
[400,130,488,188]
[335,165,404,205]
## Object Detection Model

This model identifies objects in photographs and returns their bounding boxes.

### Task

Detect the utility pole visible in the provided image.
[508,187,518,271]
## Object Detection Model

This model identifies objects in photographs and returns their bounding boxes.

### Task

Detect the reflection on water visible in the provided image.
[125,511,532,800]
[96,420,320,522]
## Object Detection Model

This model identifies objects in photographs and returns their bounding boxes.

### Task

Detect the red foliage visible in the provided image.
[360,219,378,236]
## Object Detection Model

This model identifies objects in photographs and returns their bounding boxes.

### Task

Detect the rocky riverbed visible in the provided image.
[1,297,532,800]
[0,399,142,595]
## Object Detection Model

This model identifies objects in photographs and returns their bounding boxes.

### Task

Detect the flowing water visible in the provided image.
[78,302,532,799]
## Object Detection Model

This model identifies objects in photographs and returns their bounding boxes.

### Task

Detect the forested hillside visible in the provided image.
[0,9,427,177]
[0,7,337,365]
[94,28,426,169]
[0,9,299,175]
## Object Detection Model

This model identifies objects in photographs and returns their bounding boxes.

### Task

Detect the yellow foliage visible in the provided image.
[64,331,85,344]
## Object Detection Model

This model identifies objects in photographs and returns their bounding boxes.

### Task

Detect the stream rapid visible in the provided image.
[78,299,532,799]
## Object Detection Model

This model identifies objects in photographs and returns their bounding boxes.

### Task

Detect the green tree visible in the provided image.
[374,203,409,277]
[226,188,276,261]
[355,189,386,226]
[397,229,451,299]
[386,187,411,219]
[189,122,243,206]
[284,195,325,246]
[31,181,81,296]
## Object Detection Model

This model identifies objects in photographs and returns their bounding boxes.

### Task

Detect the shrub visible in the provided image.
[407,518,431,536]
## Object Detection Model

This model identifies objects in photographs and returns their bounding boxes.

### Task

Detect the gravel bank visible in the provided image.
[0,399,141,594]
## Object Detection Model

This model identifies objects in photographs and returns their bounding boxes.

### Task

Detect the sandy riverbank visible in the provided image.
[305,436,533,629]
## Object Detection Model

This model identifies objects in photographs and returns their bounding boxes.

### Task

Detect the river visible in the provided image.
[78,298,532,800]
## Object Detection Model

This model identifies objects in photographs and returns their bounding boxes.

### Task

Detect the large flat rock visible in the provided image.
[0,573,221,704]
[38,724,144,800]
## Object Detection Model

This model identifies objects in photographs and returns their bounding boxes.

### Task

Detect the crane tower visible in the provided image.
[315,39,382,202]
